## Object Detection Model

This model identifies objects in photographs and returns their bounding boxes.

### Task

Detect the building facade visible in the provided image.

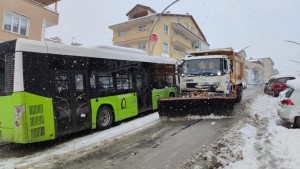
[245,59,264,84]
[109,4,209,60]
[258,57,275,81]
[0,0,59,42]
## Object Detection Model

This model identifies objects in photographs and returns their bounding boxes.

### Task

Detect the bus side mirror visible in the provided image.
[176,59,184,72]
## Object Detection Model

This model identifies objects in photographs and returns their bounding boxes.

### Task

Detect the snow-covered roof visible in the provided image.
[287,79,300,91]
[184,55,228,60]
[188,48,234,57]
[15,38,177,65]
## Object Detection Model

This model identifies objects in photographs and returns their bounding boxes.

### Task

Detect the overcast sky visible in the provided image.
[46,0,300,74]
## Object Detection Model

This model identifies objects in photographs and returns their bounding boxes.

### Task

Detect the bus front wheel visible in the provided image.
[96,106,114,130]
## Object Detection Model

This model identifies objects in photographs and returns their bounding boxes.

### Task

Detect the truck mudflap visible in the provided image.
[158,96,236,117]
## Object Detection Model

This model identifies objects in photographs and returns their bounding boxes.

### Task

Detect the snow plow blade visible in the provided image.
[158,97,236,117]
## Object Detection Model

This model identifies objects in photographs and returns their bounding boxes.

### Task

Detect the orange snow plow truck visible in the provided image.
[158,48,246,117]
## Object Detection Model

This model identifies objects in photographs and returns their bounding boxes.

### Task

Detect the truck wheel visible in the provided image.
[235,88,243,103]
[96,106,114,130]
[294,116,300,128]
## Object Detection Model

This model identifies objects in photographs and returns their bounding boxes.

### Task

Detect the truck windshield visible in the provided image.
[0,55,5,93]
[180,58,222,76]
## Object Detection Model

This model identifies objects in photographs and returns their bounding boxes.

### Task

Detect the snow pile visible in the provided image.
[182,94,300,169]
[0,113,160,169]
[160,114,232,122]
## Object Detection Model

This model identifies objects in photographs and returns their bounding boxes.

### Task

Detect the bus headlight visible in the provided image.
[14,105,25,128]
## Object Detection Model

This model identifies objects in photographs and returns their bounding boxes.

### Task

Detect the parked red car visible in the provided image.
[264,75,296,97]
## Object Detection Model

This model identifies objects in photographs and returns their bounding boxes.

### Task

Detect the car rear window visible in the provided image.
[285,88,294,98]
[276,77,295,83]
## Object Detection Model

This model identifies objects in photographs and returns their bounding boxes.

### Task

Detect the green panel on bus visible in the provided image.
[0,92,26,143]
[24,92,55,143]
[90,92,138,129]
[0,92,55,143]
[152,87,177,110]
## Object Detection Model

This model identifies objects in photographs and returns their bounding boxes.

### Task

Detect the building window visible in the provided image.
[174,48,180,54]
[139,25,146,32]
[175,17,180,23]
[138,43,146,49]
[192,41,199,49]
[118,30,125,36]
[191,27,195,33]
[118,29,131,37]
[163,42,168,53]
[184,22,189,29]
[163,24,169,35]
[3,11,29,36]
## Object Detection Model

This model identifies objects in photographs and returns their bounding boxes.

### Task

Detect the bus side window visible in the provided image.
[89,75,96,89]
[166,74,174,87]
[75,74,84,91]
[98,75,114,91]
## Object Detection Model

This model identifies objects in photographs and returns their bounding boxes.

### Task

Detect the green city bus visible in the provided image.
[0,39,177,144]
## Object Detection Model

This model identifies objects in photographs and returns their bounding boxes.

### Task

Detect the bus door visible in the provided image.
[135,70,152,112]
[53,71,91,136]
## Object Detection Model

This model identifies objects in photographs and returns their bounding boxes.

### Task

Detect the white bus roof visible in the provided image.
[14,39,177,65]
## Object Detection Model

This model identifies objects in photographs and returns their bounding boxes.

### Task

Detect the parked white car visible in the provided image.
[278,79,300,127]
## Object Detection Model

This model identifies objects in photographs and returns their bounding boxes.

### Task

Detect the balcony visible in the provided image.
[113,31,150,45]
[170,22,209,47]
[25,0,59,12]
[170,52,184,60]
[171,35,191,50]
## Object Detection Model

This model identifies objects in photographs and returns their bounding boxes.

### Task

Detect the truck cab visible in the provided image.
[178,55,232,96]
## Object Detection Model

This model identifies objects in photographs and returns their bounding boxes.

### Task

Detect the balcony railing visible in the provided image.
[170,52,184,60]
[171,35,191,49]
[24,0,57,12]
[113,31,150,44]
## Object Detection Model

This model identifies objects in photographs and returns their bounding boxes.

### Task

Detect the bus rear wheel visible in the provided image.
[97,106,114,130]
[169,92,175,98]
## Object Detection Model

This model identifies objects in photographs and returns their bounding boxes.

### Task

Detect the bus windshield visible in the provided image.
[0,55,5,93]
[180,58,222,76]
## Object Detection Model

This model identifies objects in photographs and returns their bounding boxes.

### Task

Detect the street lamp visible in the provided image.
[284,40,300,64]
[148,0,180,55]
[240,45,251,51]
[289,60,300,64]
[284,40,300,46]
